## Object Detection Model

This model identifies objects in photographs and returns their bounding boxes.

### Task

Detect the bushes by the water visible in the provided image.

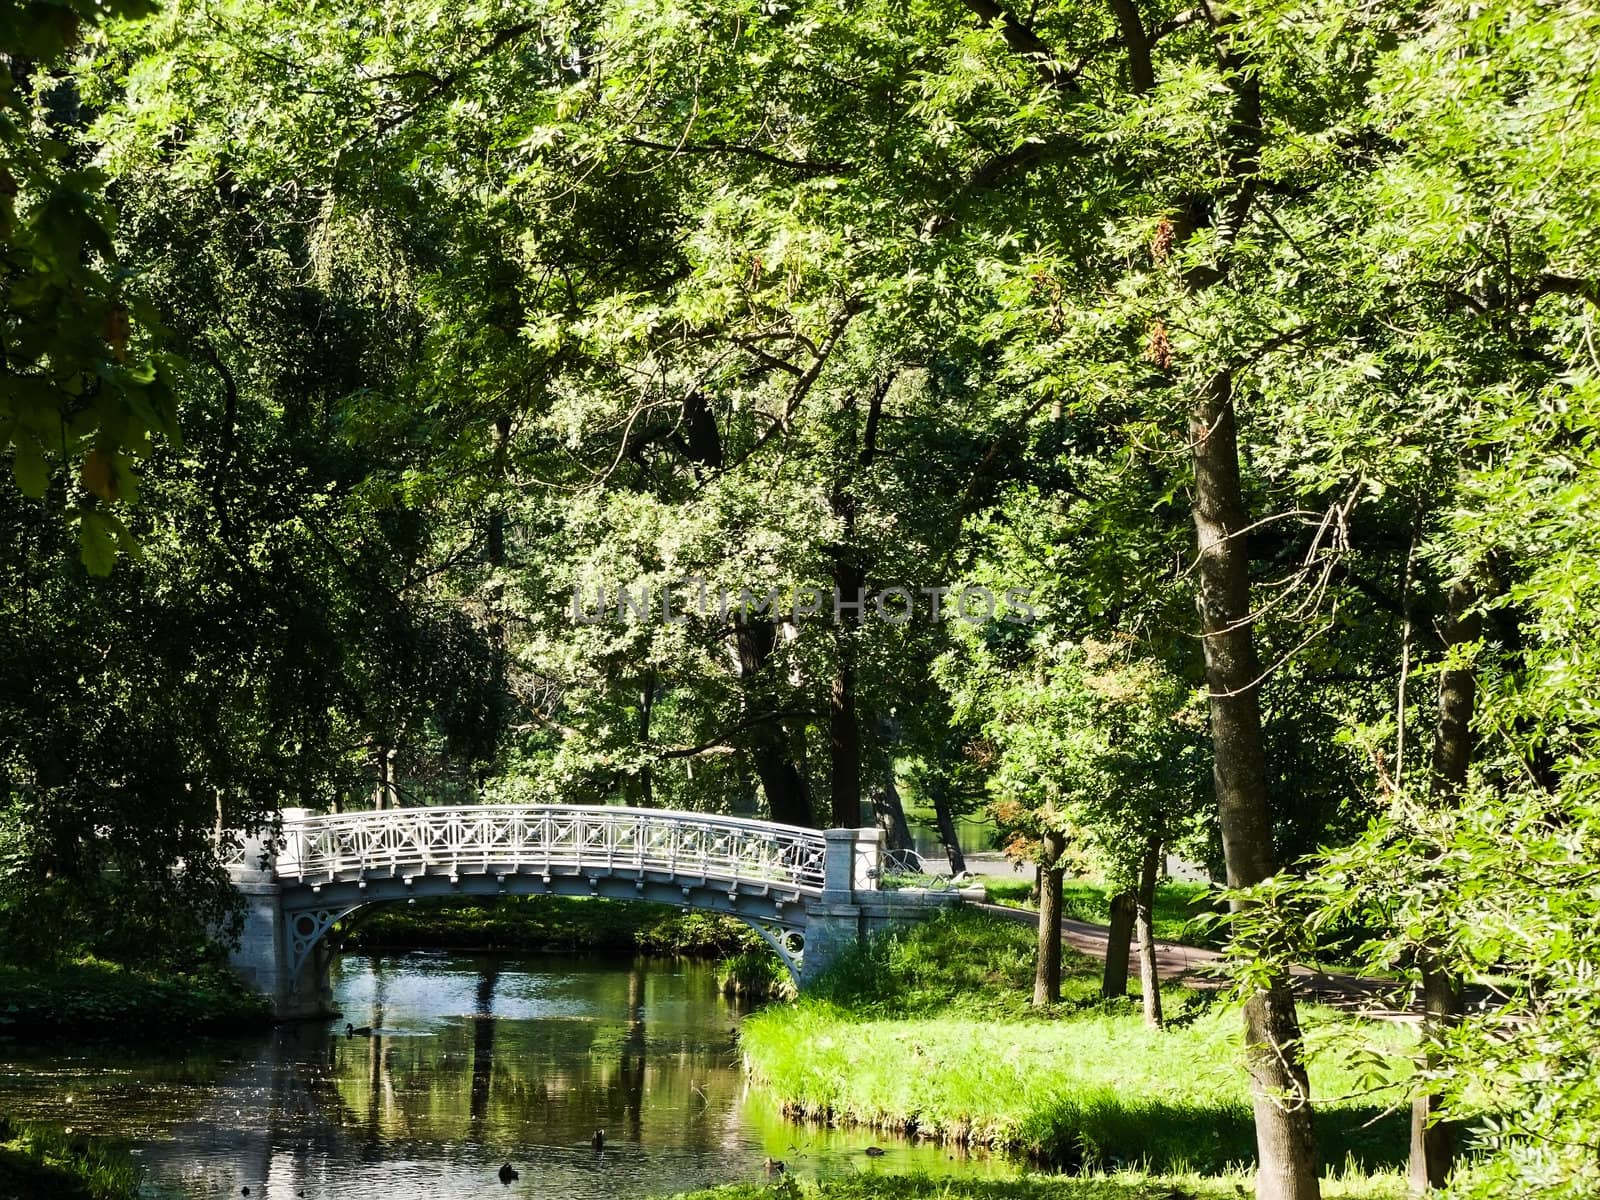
[0,959,271,1042]
[339,894,764,958]
[0,1117,140,1200]
[717,948,795,1001]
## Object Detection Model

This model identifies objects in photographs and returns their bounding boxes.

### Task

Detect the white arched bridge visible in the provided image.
[227,804,956,1018]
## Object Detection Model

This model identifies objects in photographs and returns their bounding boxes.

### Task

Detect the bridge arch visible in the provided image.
[228,806,937,1018]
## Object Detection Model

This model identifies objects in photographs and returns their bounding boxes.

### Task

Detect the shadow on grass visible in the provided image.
[1017,1091,1406,1175]
[0,1117,140,1200]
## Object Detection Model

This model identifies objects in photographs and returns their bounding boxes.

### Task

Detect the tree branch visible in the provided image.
[359,22,538,143]
[623,136,855,177]
[1108,0,1155,94]
[1534,273,1600,310]
[738,300,865,462]
[958,0,1079,93]
[924,132,1095,237]
[656,708,822,759]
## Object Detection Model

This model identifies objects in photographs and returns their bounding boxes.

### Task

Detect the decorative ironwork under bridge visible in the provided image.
[227,804,954,1018]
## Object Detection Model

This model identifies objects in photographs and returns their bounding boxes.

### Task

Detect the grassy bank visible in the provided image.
[981,879,1223,948]
[0,959,271,1043]
[740,910,1411,1176]
[339,894,763,958]
[664,1172,1404,1200]
[0,1118,139,1200]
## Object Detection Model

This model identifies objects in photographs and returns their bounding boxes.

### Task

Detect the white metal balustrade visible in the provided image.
[250,805,829,892]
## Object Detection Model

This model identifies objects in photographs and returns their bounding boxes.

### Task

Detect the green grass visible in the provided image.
[740,910,1412,1176]
[664,1170,1405,1200]
[981,878,1038,906]
[718,948,797,1000]
[979,880,1225,949]
[0,959,271,1043]
[0,1117,140,1200]
[339,893,763,957]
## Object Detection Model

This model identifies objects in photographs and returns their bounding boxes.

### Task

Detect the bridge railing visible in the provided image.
[257,805,829,892]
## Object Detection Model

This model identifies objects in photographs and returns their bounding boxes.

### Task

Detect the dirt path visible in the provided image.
[971,902,1419,1019]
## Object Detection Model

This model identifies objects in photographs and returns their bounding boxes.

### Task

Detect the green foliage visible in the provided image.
[0,0,1593,1190]
[0,958,270,1042]
[941,633,1209,887]
[0,1116,140,1200]
[339,894,761,958]
[716,947,795,1001]
[0,0,176,572]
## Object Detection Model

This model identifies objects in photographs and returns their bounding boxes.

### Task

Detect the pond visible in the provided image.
[0,951,1017,1199]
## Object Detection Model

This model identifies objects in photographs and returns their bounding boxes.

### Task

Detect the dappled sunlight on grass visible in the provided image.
[741,911,1412,1176]
[667,1166,1407,1200]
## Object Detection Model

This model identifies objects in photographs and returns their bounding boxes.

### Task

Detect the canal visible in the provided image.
[0,951,1015,1198]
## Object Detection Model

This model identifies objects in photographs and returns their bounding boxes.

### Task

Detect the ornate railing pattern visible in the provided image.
[255,805,828,892]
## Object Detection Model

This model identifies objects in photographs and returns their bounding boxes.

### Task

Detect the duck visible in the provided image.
[591,1129,606,1151]
[763,1157,786,1175]
[498,1162,519,1184]
[864,1146,886,1157]
[345,1023,373,1037]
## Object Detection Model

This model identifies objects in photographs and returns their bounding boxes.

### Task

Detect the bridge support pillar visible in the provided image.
[227,810,335,1021]
[800,827,965,986]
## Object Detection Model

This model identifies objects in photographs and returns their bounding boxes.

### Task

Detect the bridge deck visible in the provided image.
[235,804,830,893]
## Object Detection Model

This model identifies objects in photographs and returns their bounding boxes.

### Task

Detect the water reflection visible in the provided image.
[0,952,1016,1199]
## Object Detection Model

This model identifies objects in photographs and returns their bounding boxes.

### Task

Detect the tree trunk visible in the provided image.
[487,413,511,570]
[676,383,812,825]
[1409,577,1479,1192]
[827,589,862,828]
[872,765,916,855]
[749,728,811,826]
[734,618,814,827]
[638,670,656,808]
[827,401,870,829]
[1409,963,1461,1191]
[372,745,396,811]
[1191,368,1319,1200]
[1136,835,1164,1029]
[1101,889,1135,1000]
[931,780,967,874]
[1034,828,1066,1006]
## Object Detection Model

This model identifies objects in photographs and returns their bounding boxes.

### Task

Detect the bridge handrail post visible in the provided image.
[234,825,277,881]
[822,828,857,897]
[279,807,315,878]
[853,826,884,892]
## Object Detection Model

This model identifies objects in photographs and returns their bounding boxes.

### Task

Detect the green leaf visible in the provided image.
[11,435,48,497]
[77,509,118,575]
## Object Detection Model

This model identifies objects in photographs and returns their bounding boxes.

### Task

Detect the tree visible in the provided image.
[943,620,1207,1011]
[1,0,178,571]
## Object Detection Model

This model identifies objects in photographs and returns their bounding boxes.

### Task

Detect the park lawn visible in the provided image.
[981,879,1224,948]
[665,1173,1405,1200]
[740,910,1412,1177]
[666,1174,1405,1200]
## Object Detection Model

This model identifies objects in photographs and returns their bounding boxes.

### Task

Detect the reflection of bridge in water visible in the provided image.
[138,955,801,1200]
[228,805,956,1016]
